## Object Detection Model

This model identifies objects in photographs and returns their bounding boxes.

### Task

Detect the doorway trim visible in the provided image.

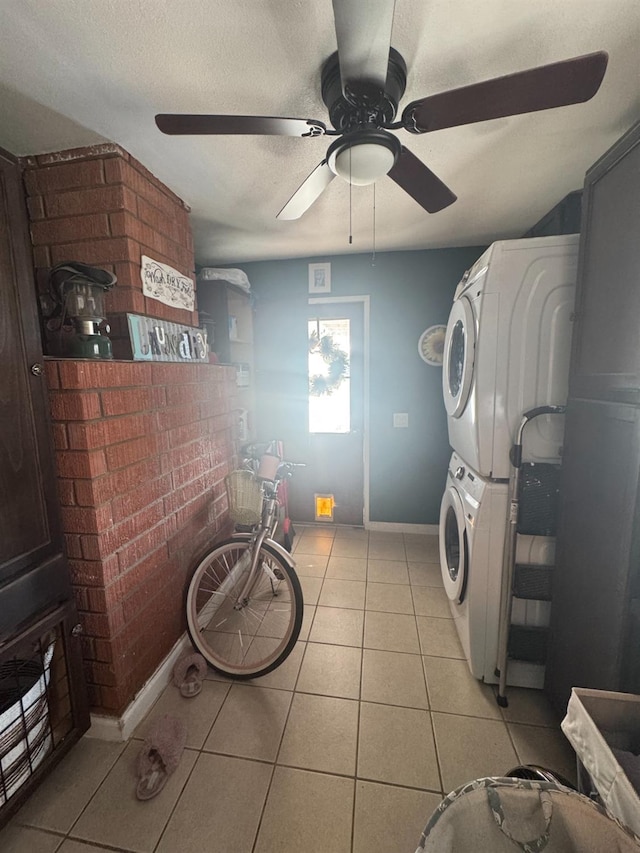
[309,295,370,526]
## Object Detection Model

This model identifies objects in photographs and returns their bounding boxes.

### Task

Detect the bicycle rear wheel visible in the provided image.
[186,538,303,678]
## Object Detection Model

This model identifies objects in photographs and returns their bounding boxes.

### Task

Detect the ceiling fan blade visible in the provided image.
[403,51,608,133]
[277,160,336,220]
[332,0,396,92]
[155,114,326,137]
[388,147,457,213]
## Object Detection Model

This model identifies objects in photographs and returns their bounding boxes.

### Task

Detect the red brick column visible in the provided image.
[20,143,197,354]
[18,143,243,716]
[45,358,238,715]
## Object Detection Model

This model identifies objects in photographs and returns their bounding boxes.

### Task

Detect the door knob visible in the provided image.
[30,363,44,376]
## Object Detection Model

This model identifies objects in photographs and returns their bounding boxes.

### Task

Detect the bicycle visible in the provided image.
[185,443,304,679]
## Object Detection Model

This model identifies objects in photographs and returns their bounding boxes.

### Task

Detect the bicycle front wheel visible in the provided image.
[186,538,303,678]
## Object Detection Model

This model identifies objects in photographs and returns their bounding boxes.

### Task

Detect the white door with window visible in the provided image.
[289,299,366,526]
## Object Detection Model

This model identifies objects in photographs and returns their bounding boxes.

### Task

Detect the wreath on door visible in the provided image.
[308,330,349,396]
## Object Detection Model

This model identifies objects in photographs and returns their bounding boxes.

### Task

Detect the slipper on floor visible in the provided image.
[136,714,187,801]
[173,652,208,698]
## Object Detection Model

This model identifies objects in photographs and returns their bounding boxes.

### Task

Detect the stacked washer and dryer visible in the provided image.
[439,235,579,689]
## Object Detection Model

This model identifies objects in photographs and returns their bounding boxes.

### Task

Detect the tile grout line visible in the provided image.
[406,543,447,798]
[350,554,369,853]
[147,744,203,851]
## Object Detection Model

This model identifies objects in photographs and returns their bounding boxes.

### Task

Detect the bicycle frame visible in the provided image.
[232,470,295,606]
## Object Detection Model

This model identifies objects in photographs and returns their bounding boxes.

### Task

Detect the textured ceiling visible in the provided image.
[1,0,639,265]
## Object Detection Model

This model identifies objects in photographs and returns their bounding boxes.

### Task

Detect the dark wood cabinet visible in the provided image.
[545,121,640,715]
[569,122,640,403]
[545,399,640,712]
[0,150,69,603]
[0,149,89,822]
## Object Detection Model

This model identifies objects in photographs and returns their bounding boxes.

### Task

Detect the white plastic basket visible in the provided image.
[226,469,262,526]
[562,687,640,837]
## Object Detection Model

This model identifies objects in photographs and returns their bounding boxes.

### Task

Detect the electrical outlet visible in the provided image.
[393,412,409,428]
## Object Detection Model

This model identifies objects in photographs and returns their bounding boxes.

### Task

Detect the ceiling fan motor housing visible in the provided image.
[321,47,407,133]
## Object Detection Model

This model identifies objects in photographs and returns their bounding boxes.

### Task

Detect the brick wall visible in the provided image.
[45,357,237,714]
[20,143,197,355]
[17,142,242,716]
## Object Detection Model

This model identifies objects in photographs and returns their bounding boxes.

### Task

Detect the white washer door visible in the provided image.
[443,296,475,418]
[439,485,468,603]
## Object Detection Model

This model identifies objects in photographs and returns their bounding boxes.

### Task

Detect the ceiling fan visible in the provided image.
[155,0,608,220]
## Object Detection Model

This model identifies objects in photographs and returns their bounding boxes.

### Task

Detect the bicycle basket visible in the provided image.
[226,470,262,526]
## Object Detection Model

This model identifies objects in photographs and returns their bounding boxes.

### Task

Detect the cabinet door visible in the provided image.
[545,398,640,714]
[0,150,71,636]
[570,122,640,402]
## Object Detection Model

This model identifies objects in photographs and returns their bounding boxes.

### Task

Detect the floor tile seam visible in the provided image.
[353,775,444,797]
[10,823,66,841]
[64,831,138,853]
[271,644,314,771]
[54,739,129,841]
[358,698,431,714]
[420,652,468,662]
[293,685,361,702]
[197,745,281,769]
[357,684,430,711]
[427,706,449,796]
[356,700,442,794]
[415,613,455,622]
[247,706,292,853]
[503,716,525,767]
[429,707,513,724]
[350,630,366,853]
[147,744,202,853]
[364,600,417,616]
[504,719,564,732]
[239,768,278,853]
[193,678,233,750]
[270,759,359,782]
[361,641,423,655]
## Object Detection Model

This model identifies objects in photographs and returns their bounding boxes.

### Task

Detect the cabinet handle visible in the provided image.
[31,363,44,376]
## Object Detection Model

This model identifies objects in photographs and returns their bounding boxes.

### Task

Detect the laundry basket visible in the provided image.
[561,688,640,837]
[415,776,640,852]
[0,639,55,805]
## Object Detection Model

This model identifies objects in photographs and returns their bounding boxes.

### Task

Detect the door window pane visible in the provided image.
[308,318,350,433]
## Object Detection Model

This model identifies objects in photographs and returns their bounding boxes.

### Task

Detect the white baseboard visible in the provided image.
[85,634,192,742]
[366,522,439,535]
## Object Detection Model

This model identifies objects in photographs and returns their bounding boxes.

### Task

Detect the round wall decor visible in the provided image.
[418,324,446,366]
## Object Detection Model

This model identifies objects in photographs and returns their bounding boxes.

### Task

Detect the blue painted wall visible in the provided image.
[239,246,485,524]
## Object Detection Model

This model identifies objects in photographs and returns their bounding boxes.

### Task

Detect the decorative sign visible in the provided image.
[141,255,195,311]
[127,314,208,363]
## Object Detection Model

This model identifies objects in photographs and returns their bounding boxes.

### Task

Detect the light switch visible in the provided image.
[393,412,409,428]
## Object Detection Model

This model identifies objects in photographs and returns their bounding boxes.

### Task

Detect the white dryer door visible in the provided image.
[443,296,475,418]
[439,485,468,603]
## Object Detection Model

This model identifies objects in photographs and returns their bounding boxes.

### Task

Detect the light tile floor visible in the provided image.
[1,529,576,853]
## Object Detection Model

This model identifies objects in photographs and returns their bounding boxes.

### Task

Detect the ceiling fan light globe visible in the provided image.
[334,143,396,185]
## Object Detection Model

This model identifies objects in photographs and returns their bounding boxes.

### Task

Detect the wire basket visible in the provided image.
[226,469,262,526]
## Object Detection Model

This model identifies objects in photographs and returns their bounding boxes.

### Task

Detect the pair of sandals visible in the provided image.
[135,653,208,801]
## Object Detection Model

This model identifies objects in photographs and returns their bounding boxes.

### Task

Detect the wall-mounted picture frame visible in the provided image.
[308,262,331,294]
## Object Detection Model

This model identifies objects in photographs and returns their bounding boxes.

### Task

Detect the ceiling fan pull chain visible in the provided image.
[349,146,353,245]
[372,183,376,266]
